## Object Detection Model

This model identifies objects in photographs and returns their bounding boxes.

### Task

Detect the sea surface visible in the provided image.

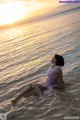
[0,3,80,120]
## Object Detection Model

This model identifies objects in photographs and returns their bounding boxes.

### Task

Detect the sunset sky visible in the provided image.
[0,0,59,26]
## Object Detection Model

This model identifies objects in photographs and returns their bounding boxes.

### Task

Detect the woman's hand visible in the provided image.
[46,76,49,80]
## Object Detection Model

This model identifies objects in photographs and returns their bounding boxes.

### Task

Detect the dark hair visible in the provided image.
[54,54,64,67]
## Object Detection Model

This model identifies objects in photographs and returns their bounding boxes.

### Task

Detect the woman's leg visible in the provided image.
[11,84,33,105]
[32,83,43,96]
[32,83,47,96]
[11,83,47,106]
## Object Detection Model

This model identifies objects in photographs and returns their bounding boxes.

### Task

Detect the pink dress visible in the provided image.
[43,65,62,88]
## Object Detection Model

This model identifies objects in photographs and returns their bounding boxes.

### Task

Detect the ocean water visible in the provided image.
[0,3,80,120]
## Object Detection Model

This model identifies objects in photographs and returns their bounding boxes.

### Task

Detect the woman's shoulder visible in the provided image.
[55,66,62,72]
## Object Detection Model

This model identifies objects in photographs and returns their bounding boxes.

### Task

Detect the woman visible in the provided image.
[11,54,64,106]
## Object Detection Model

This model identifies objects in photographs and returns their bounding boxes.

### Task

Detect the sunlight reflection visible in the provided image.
[0,1,30,25]
[0,1,54,26]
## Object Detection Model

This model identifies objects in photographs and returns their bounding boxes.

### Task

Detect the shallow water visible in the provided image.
[0,3,80,120]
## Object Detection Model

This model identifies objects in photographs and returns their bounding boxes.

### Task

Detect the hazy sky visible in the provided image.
[0,0,60,25]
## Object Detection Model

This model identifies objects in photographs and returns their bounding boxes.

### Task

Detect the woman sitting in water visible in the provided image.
[11,54,64,106]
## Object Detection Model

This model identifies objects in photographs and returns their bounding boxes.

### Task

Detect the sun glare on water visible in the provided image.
[0,1,58,26]
[0,1,30,25]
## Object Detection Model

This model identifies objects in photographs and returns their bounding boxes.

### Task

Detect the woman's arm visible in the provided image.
[57,70,64,87]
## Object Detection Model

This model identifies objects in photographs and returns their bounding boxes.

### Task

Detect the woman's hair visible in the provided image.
[54,54,64,67]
